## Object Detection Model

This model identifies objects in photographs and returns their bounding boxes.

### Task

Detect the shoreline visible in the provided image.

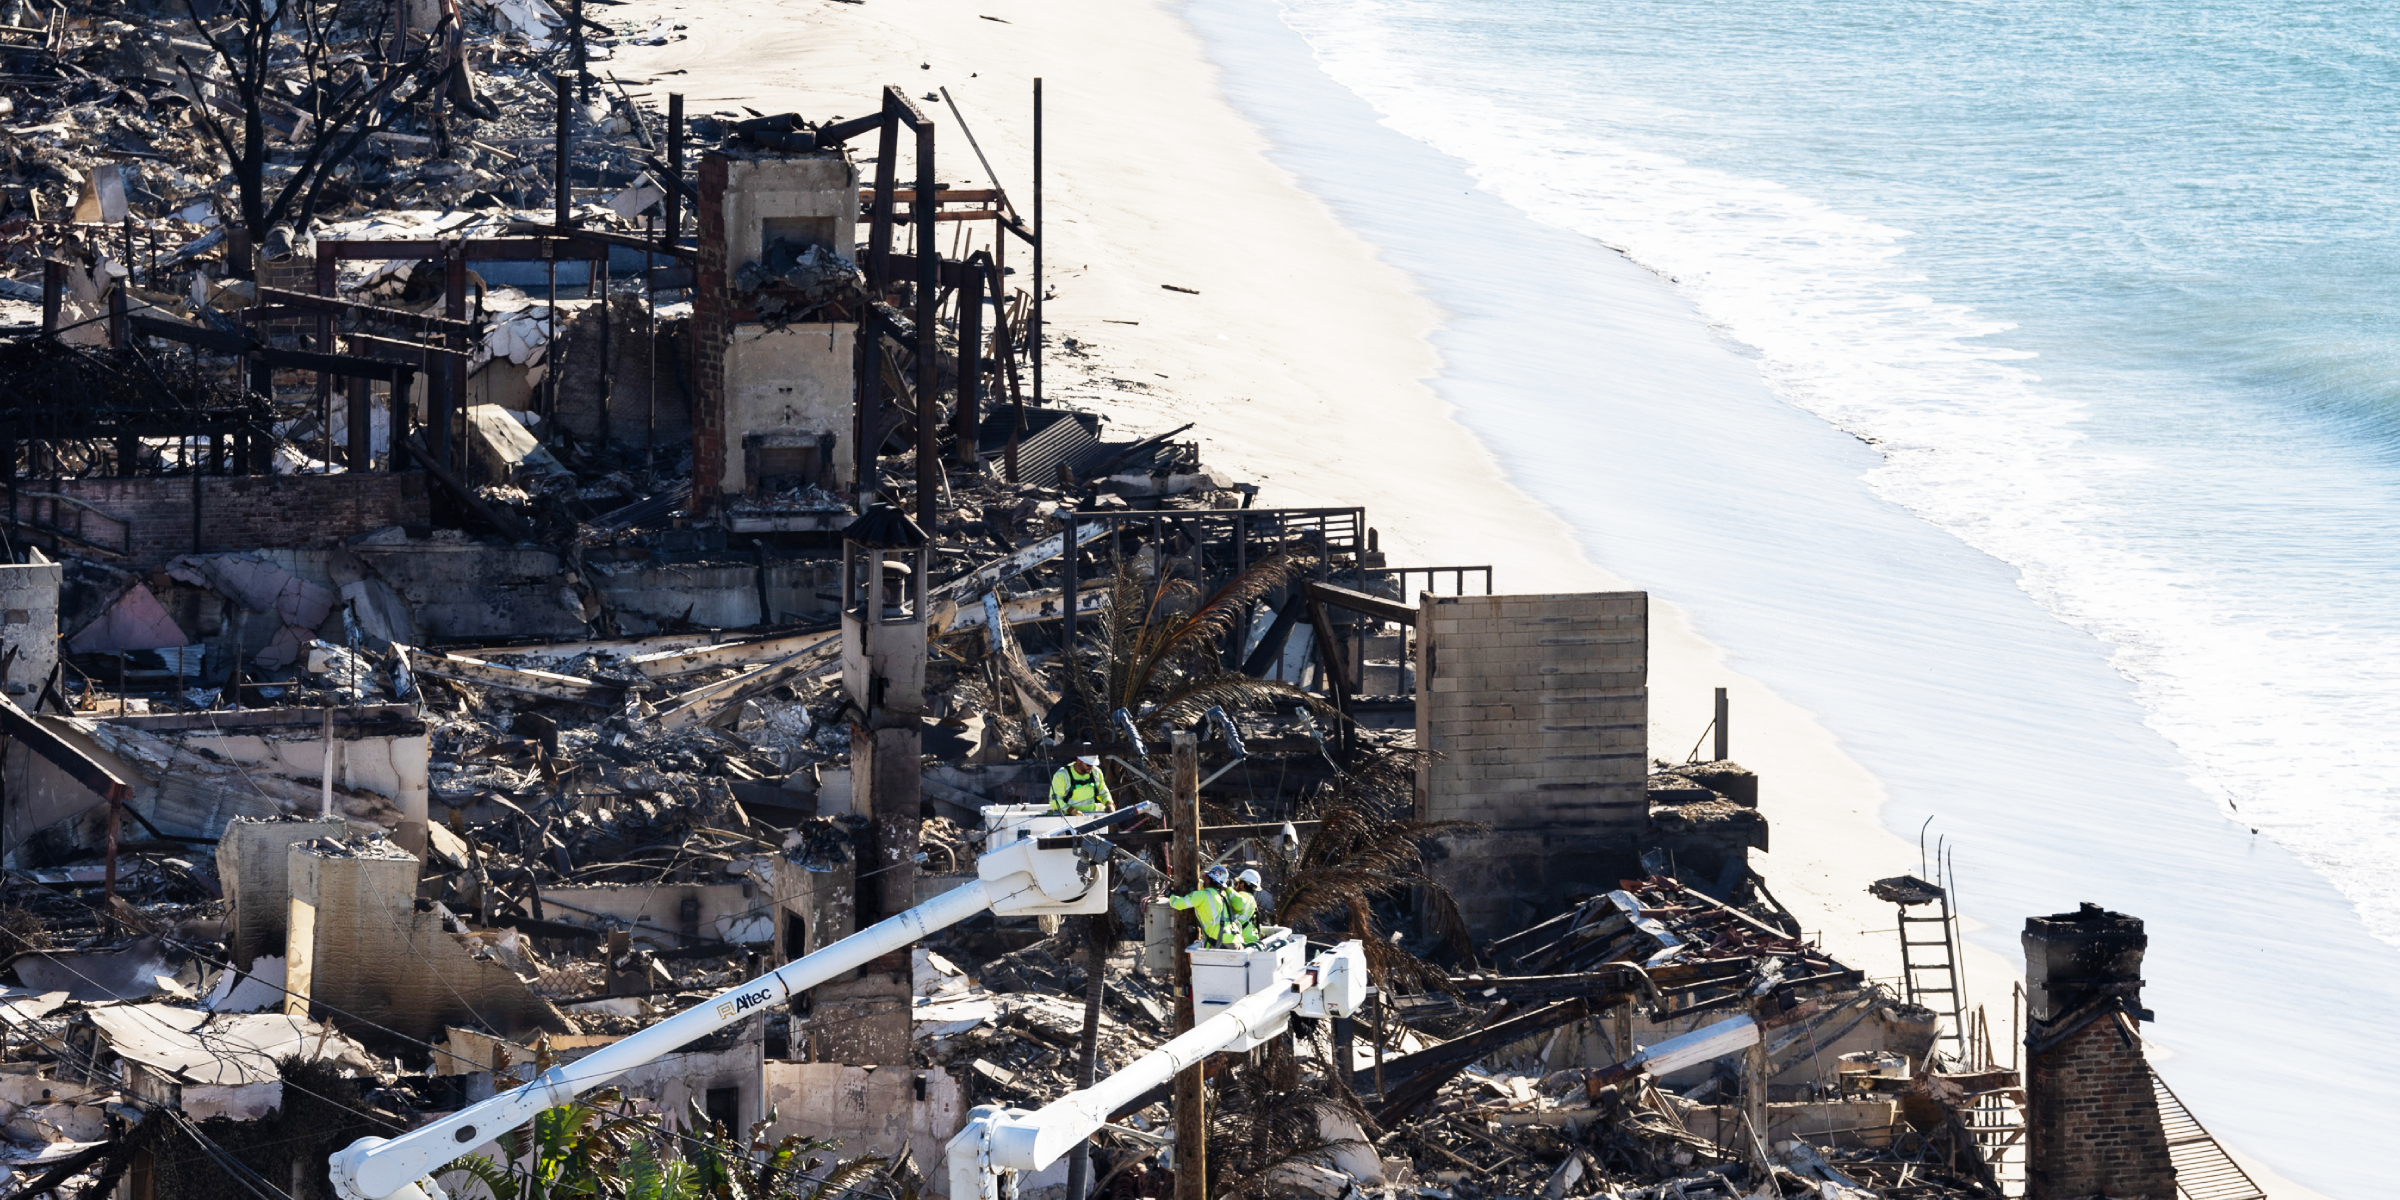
[610,2,2331,1195]
[607,0,1995,1031]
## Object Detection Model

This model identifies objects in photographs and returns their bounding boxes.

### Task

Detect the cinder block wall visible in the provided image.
[26,473,429,567]
[215,816,350,969]
[1414,591,1648,939]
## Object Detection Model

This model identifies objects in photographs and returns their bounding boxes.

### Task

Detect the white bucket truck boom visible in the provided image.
[946,929,1370,1200]
[328,803,1154,1200]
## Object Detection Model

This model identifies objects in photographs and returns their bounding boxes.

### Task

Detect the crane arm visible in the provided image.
[947,939,1368,1200]
[331,803,1149,1200]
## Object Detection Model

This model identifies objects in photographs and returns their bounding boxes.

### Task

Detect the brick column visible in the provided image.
[691,153,731,513]
[2023,904,2176,1200]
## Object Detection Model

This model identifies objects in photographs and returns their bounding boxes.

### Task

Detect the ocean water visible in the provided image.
[1182,0,2400,1193]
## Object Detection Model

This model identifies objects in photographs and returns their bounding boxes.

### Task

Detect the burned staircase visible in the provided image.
[2153,1069,2267,1200]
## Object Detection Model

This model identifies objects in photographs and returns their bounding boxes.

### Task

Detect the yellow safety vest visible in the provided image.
[1224,889,1261,945]
[1167,886,1235,945]
[1048,764,1113,815]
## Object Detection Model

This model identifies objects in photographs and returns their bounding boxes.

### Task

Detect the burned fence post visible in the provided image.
[1714,686,1729,762]
[665,93,685,245]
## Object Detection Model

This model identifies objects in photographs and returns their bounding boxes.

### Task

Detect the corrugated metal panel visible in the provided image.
[994,410,1099,482]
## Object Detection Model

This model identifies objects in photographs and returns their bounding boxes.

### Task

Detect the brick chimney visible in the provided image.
[2022,903,2175,1200]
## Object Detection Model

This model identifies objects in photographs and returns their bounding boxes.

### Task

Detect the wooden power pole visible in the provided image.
[1170,730,1205,1200]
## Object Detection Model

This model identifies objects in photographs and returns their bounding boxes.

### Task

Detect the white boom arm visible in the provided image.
[947,938,1369,1200]
[330,804,1149,1200]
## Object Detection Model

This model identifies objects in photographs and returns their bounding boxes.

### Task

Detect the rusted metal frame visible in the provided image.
[1307,591,1358,758]
[865,187,1004,205]
[664,93,683,248]
[954,249,987,468]
[443,247,468,469]
[0,693,132,805]
[1045,820,1323,852]
[347,374,373,470]
[310,236,620,265]
[248,284,474,334]
[554,74,572,230]
[1169,731,1204,1200]
[909,101,940,530]
[988,257,1025,481]
[39,259,61,333]
[855,97,905,500]
[315,251,338,472]
[1033,77,1043,409]
[1305,580,1417,627]
[342,331,468,361]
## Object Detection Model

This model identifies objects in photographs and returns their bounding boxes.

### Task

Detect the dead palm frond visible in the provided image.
[1208,1038,1374,1200]
[1262,747,1481,987]
[1064,550,1328,750]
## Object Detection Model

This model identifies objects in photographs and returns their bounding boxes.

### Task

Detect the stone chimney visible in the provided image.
[2023,903,2175,1200]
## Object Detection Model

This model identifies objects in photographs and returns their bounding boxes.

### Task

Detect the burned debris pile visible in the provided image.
[0,4,2260,1200]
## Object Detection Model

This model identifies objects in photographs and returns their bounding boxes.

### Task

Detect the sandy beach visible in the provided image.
[606,2,2318,1193]
[605,0,1990,995]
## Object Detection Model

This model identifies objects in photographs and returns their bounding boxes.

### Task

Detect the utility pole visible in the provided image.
[1170,730,1204,1200]
[1713,686,1729,762]
[1031,77,1042,409]
[1065,908,1106,1199]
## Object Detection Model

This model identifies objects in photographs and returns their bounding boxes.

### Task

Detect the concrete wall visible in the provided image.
[352,544,589,641]
[720,324,854,496]
[287,838,567,1042]
[762,1063,967,1197]
[25,473,429,567]
[536,881,773,951]
[805,968,910,1069]
[0,556,60,700]
[81,707,429,856]
[591,559,841,632]
[1415,592,1649,938]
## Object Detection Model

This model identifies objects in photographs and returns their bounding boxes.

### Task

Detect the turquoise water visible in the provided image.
[1184,0,2400,1192]
[1276,0,2400,946]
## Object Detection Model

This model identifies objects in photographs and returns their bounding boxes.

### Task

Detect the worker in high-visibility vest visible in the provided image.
[1223,868,1265,947]
[1048,753,1114,816]
[1167,864,1238,947]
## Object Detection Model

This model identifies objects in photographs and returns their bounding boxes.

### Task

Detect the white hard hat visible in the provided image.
[1237,869,1262,888]
[1075,755,1100,767]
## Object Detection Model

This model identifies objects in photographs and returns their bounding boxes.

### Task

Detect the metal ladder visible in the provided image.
[1895,886,1967,1057]
[2152,1069,2266,1200]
